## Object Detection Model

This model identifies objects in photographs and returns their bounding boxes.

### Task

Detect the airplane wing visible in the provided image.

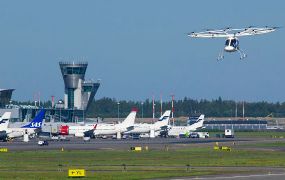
[126,126,134,131]
[83,129,95,137]
[160,125,169,131]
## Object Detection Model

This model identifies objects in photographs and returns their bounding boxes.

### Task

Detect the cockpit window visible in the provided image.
[225,39,230,46]
[230,39,237,47]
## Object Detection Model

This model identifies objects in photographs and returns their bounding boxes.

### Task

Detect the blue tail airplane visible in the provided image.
[21,109,46,128]
[3,109,46,139]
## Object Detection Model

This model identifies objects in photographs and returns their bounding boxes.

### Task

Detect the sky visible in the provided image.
[0,1,284,103]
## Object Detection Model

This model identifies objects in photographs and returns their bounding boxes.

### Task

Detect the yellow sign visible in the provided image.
[130,146,142,151]
[135,147,142,151]
[0,148,8,152]
[68,169,85,177]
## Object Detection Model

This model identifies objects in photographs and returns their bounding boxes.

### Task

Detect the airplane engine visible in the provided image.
[8,131,24,138]
[0,131,8,141]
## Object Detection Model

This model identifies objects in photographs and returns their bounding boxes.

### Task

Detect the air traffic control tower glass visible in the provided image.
[59,62,88,110]
[65,67,86,75]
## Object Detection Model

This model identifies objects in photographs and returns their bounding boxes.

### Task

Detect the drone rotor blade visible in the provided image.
[188,26,278,38]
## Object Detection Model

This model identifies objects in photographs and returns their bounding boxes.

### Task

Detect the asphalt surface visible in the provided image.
[0,137,243,151]
[176,173,285,180]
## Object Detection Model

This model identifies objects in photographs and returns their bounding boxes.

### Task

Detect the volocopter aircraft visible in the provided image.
[188,26,278,60]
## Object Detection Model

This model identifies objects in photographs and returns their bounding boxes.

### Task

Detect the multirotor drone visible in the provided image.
[188,26,278,60]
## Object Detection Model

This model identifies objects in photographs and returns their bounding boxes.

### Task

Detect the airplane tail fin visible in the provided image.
[21,109,46,128]
[197,114,204,123]
[190,114,205,130]
[121,108,137,127]
[0,112,11,130]
[155,110,171,128]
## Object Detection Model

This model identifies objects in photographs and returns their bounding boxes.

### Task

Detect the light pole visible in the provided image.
[58,100,64,122]
[9,100,12,108]
[141,102,144,118]
[170,94,175,126]
[152,95,155,120]
[59,107,62,122]
[117,102,120,121]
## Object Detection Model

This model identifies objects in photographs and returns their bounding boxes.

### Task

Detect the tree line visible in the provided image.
[11,97,285,118]
[86,97,285,118]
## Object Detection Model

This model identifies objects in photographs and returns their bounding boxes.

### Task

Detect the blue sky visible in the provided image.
[0,1,284,102]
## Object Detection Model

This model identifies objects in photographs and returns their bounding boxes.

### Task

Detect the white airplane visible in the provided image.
[94,109,137,139]
[188,26,278,60]
[0,112,12,141]
[167,114,205,137]
[3,109,46,139]
[124,110,171,138]
[0,112,11,130]
[68,124,97,137]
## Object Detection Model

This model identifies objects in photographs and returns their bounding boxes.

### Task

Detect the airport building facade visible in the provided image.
[203,119,268,130]
[0,89,14,108]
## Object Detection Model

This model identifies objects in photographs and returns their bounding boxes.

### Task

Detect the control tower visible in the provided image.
[59,62,100,110]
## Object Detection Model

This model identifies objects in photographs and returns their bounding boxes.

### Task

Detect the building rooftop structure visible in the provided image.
[59,62,100,111]
[0,89,14,108]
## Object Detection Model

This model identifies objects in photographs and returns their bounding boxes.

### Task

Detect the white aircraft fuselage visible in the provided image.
[168,114,205,137]
[68,124,96,137]
[94,109,137,136]
[124,110,171,137]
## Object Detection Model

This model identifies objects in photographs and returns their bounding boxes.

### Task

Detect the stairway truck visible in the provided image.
[225,129,234,138]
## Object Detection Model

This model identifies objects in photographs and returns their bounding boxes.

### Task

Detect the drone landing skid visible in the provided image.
[217,51,224,61]
[217,49,247,61]
[237,48,247,60]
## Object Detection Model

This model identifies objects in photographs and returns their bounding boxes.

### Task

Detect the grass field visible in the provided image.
[240,140,285,148]
[0,143,285,180]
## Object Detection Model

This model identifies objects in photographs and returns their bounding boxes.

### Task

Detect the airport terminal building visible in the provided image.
[203,119,268,130]
[0,89,14,108]
[188,116,268,130]
[0,62,100,123]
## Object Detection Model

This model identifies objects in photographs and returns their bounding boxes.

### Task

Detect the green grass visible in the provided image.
[0,147,285,179]
[240,141,285,148]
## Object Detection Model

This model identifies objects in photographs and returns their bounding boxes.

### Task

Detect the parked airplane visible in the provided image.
[68,124,97,137]
[124,110,171,138]
[167,114,205,137]
[0,112,12,141]
[64,108,137,139]
[0,112,11,130]
[93,108,137,139]
[4,109,46,139]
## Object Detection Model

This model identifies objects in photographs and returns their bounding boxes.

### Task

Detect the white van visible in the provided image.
[225,129,234,138]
